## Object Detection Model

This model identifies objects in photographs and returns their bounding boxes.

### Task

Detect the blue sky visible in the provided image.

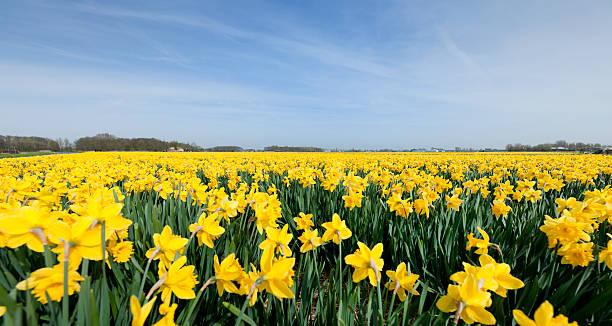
[1,1,611,149]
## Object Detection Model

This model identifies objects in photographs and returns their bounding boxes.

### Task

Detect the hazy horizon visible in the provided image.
[2,1,611,149]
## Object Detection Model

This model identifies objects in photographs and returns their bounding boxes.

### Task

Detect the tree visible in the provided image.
[74,135,204,152]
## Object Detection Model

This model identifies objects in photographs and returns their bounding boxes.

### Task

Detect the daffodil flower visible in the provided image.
[16,263,84,304]
[213,254,243,296]
[385,262,420,301]
[130,295,156,326]
[321,213,351,244]
[156,256,198,304]
[145,226,188,269]
[513,301,578,326]
[188,212,225,248]
[344,242,384,286]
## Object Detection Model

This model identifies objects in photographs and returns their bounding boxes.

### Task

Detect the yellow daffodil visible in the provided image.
[321,213,352,244]
[342,191,363,210]
[513,301,578,326]
[70,190,132,231]
[0,205,56,252]
[48,218,106,264]
[259,255,295,300]
[238,265,261,307]
[466,227,490,255]
[556,197,580,213]
[251,193,282,234]
[267,184,277,195]
[152,302,178,326]
[477,254,524,297]
[450,254,523,297]
[385,262,419,301]
[259,224,293,258]
[108,240,134,263]
[213,254,243,296]
[558,242,594,267]
[298,228,323,253]
[344,242,384,286]
[157,256,198,304]
[540,215,593,248]
[188,212,225,248]
[387,193,413,218]
[445,194,464,212]
[413,198,430,218]
[436,274,495,325]
[16,263,84,304]
[130,295,157,326]
[293,212,314,230]
[491,199,511,218]
[598,234,612,270]
[146,226,188,269]
[216,197,239,223]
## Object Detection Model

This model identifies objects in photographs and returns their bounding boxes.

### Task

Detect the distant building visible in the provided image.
[167,147,184,152]
[551,147,568,151]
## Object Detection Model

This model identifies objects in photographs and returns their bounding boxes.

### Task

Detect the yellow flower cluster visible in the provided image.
[0,187,132,304]
[540,187,612,267]
[437,230,524,325]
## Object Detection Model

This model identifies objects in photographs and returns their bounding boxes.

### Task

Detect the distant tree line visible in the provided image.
[0,135,60,153]
[264,145,324,152]
[506,140,608,152]
[75,134,204,152]
[204,146,244,152]
[55,138,74,151]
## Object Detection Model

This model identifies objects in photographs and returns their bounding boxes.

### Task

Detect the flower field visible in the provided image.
[0,152,611,325]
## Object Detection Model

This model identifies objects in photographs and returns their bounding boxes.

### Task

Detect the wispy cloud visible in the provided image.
[1,41,116,64]
[436,25,486,79]
[72,4,395,78]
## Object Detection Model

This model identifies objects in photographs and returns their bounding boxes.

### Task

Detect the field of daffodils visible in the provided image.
[0,152,611,325]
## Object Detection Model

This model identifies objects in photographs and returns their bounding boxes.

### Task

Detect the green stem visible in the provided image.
[138,247,160,301]
[43,244,54,267]
[236,294,251,326]
[337,233,342,298]
[62,242,70,326]
[336,234,344,325]
[182,290,203,324]
[100,221,107,326]
[129,256,144,274]
[376,284,384,323]
[387,292,397,322]
[312,248,319,276]
[81,259,89,277]
[235,278,262,326]
[182,277,215,324]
